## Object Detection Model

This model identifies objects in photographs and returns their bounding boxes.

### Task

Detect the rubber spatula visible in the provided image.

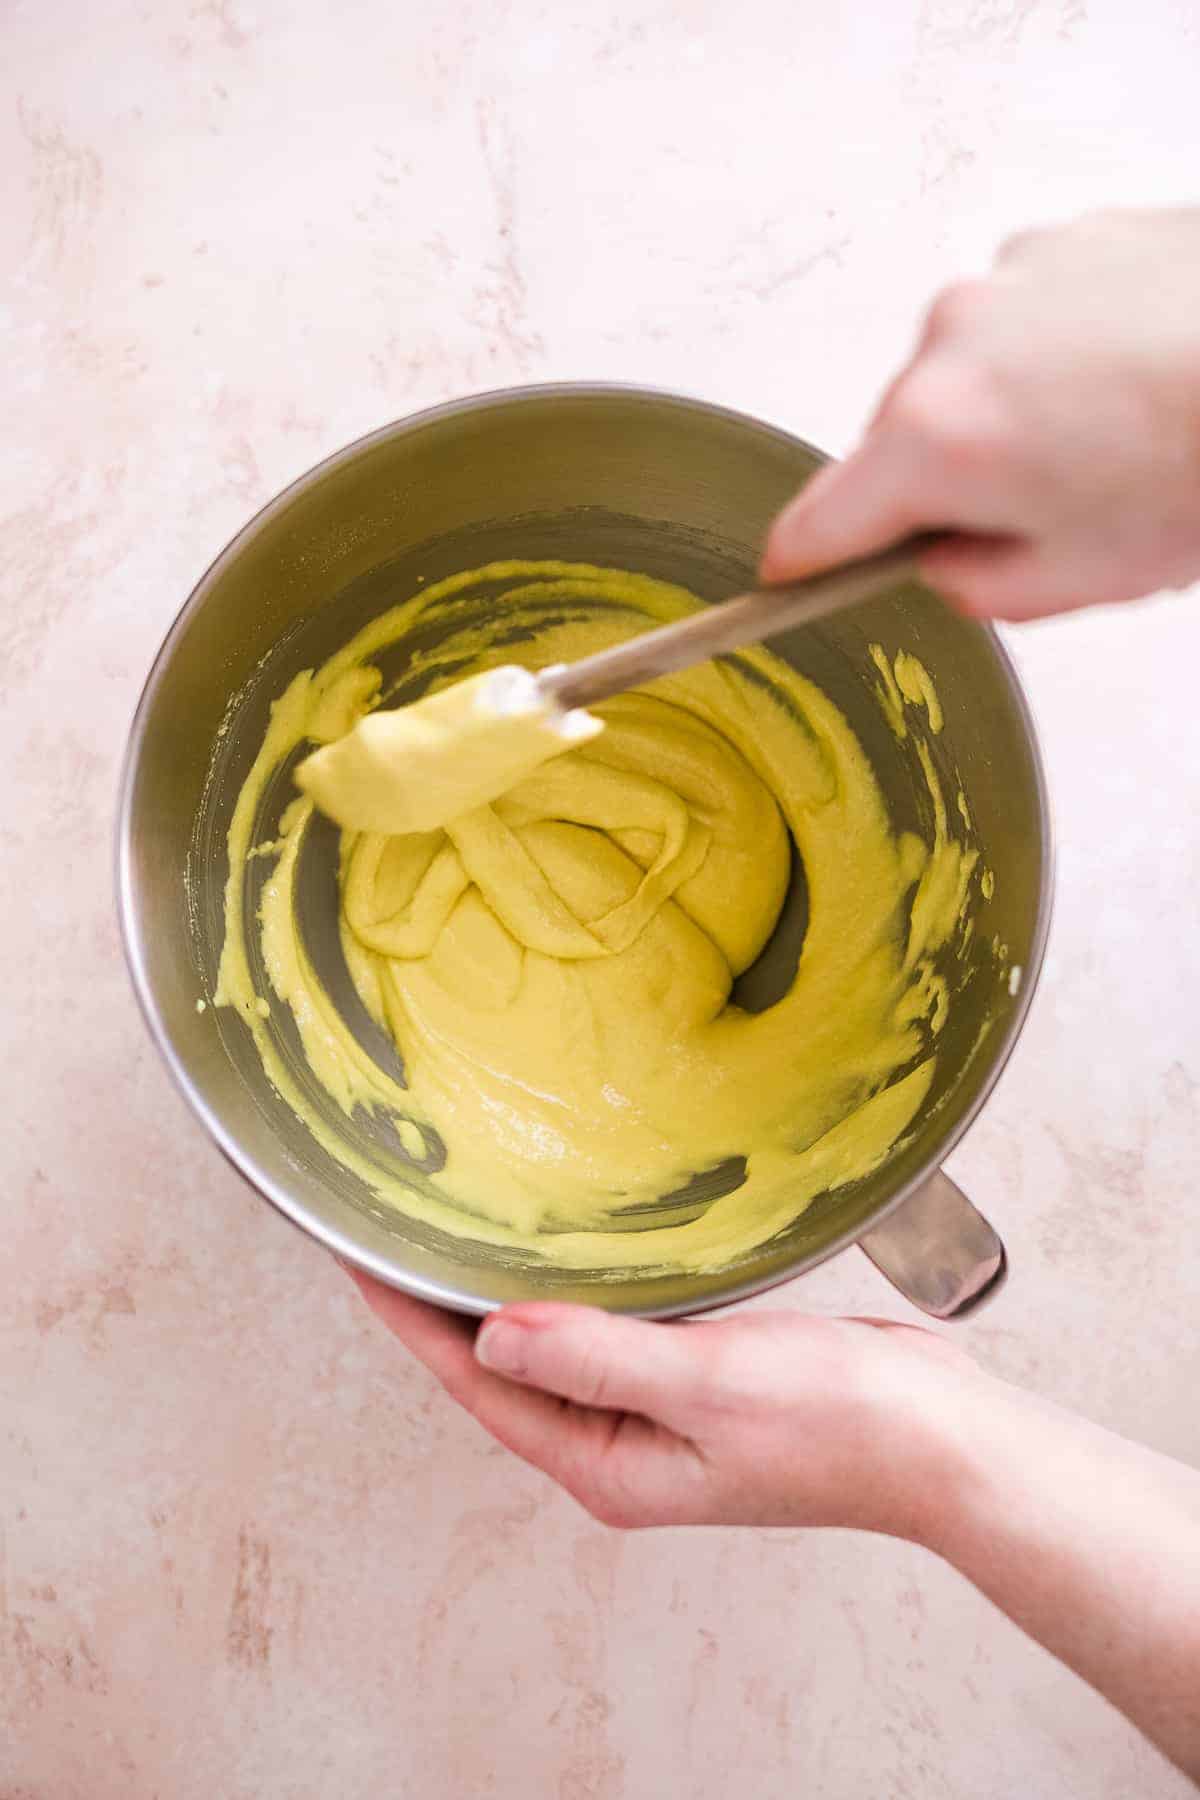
[296,535,938,837]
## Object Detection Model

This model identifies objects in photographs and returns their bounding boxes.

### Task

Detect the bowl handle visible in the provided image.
[858,1170,1006,1319]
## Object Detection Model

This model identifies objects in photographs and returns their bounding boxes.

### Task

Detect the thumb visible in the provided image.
[759,440,922,584]
[476,1303,712,1422]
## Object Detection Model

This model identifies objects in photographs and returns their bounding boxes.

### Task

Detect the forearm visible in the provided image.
[924,1376,1200,1778]
[359,1282,1200,1773]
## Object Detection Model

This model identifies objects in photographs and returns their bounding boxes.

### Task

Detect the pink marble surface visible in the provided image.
[4,0,1200,1793]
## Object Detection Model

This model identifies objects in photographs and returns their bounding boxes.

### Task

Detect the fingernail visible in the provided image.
[476,1319,528,1376]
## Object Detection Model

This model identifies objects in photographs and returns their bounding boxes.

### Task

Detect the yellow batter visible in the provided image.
[214,561,979,1275]
[295,665,604,835]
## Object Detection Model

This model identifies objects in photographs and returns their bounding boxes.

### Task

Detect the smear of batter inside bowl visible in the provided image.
[214,561,980,1274]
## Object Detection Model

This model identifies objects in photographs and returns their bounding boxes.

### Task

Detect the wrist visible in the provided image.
[863,1342,1016,1554]
[906,1362,1081,1571]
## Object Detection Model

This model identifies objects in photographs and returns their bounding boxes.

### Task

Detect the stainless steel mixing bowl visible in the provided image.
[117,385,1052,1319]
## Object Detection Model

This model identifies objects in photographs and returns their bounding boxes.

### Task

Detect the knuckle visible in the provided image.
[880,359,1004,473]
[877,370,946,444]
[924,278,990,340]
[574,1476,646,1531]
[920,557,986,615]
[921,547,1022,620]
[577,1447,659,1531]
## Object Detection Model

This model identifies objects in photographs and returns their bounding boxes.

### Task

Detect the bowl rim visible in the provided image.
[115,380,1055,1316]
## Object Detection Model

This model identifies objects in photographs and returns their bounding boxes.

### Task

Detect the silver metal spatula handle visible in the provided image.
[540,534,942,712]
